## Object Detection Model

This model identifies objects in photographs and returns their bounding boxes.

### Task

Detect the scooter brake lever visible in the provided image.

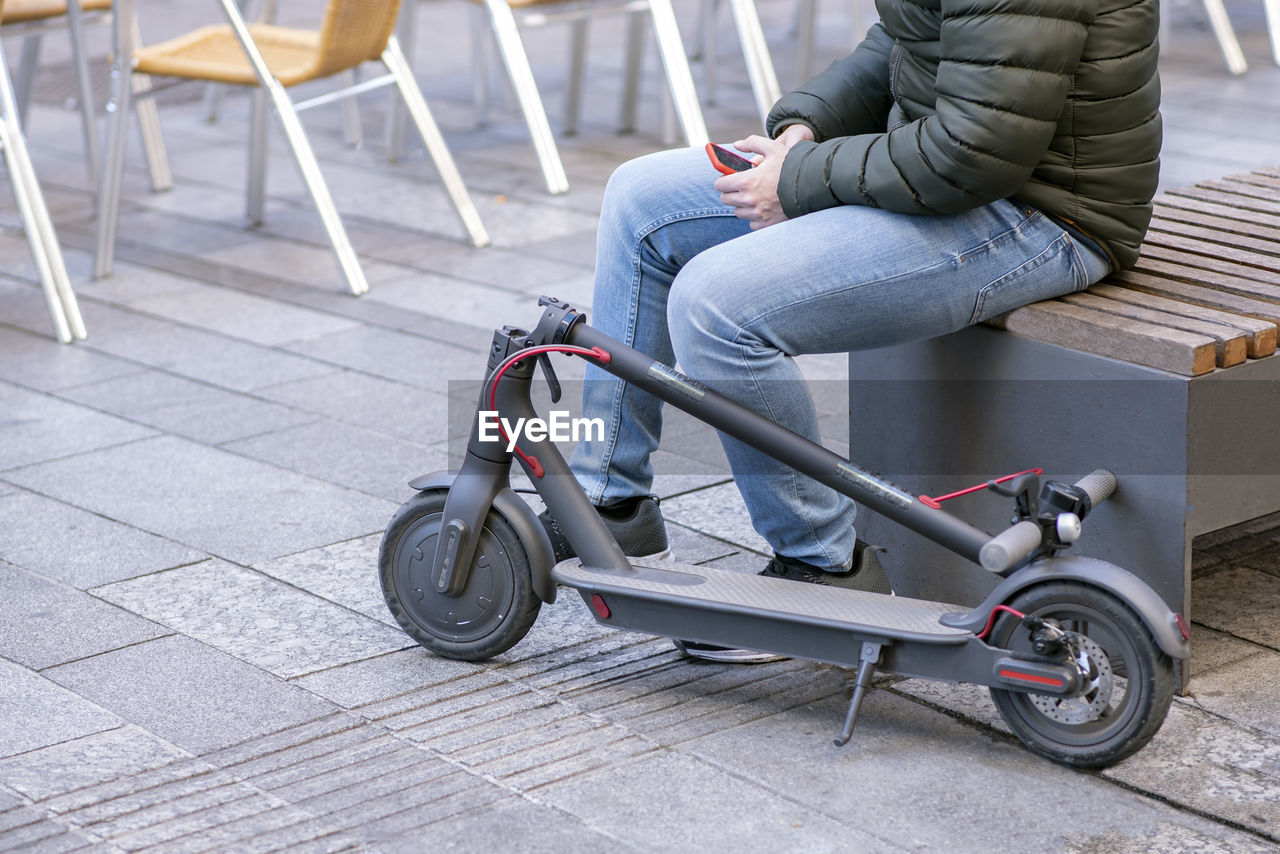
[537,353,562,404]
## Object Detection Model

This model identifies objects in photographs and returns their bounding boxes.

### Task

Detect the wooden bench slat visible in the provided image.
[1136,244,1280,293]
[1088,282,1277,358]
[1061,292,1248,367]
[1142,232,1280,276]
[1164,185,1280,218]
[1109,269,1280,326]
[992,300,1217,376]
[1192,179,1280,207]
[1221,173,1280,192]
[1151,203,1280,244]
[1148,218,1280,260]
[1153,195,1280,232]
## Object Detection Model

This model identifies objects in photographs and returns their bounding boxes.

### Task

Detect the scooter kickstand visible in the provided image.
[835,642,883,747]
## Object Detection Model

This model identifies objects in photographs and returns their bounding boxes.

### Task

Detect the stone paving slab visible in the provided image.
[0,561,169,670]
[0,325,139,393]
[41,635,338,754]
[0,660,121,757]
[0,381,157,471]
[661,482,772,556]
[58,369,319,446]
[541,749,883,852]
[252,535,392,627]
[93,560,411,679]
[4,435,395,566]
[71,301,338,393]
[116,286,363,349]
[0,490,206,588]
[383,794,638,853]
[252,368,453,446]
[1193,566,1280,649]
[0,726,191,804]
[282,325,490,394]
[222,419,444,502]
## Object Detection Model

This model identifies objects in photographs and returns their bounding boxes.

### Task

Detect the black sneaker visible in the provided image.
[539,495,670,562]
[676,542,894,664]
[759,541,894,595]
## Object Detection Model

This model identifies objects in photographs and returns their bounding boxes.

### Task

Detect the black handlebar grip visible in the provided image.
[1073,469,1117,510]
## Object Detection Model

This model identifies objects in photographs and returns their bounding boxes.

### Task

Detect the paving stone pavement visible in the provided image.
[4,0,1280,851]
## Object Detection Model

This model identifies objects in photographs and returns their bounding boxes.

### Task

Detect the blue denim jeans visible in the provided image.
[569,146,1112,571]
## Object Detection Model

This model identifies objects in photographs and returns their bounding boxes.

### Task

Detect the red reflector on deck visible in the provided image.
[590,594,611,619]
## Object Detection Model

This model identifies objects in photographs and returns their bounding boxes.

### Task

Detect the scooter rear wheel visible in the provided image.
[988,581,1174,768]
[379,490,540,661]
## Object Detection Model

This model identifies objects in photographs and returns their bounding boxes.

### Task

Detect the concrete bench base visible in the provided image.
[848,325,1280,657]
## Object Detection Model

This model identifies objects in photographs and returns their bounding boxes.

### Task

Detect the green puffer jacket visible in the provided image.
[765,0,1161,269]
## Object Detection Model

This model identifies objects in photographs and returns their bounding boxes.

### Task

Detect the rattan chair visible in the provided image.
[1,0,171,193]
[93,0,489,297]
[0,0,85,342]
[469,0,711,195]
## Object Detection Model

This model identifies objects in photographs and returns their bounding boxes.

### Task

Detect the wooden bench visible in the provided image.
[848,168,1280,687]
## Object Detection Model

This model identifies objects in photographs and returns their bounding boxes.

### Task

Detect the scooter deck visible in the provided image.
[553,558,971,651]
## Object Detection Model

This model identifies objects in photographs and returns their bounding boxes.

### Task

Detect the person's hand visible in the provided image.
[776,123,816,150]
[713,134,794,230]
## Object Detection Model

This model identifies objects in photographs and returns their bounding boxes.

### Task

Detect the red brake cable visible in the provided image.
[484,344,611,478]
[918,468,1044,510]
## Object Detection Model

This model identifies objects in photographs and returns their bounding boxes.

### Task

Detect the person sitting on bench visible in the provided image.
[541,0,1161,661]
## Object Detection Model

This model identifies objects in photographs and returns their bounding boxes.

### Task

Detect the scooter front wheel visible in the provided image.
[988,581,1174,768]
[379,490,540,661]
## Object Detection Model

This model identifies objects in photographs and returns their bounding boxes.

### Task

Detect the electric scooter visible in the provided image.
[378,297,1189,769]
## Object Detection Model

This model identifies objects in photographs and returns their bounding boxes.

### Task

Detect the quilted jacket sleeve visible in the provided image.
[766,24,895,141]
[769,0,1094,217]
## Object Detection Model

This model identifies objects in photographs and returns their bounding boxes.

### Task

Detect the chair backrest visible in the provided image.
[312,0,404,78]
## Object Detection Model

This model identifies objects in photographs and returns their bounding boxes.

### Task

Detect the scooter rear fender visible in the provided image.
[408,470,557,604]
[940,555,1189,660]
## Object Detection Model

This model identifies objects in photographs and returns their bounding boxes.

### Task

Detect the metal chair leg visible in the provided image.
[646,0,709,145]
[481,0,570,194]
[247,88,269,224]
[64,0,102,187]
[1201,0,1247,75]
[386,0,415,160]
[130,17,173,192]
[727,0,780,126]
[340,68,363,149]
[794,0,816,86]
[94,0,136,281]
[14,34,41,125]
[701,0,720,104]
[269,81,370,294]
[383,36,490,248]
[3,133,71,342]
[1265,0,1280,65]
[216,0,369,294]
[1,46,84,342]
[619,10,645,134]
[564,18,587,137]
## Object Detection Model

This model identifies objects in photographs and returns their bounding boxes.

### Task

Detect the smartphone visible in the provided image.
[706,142,756,175]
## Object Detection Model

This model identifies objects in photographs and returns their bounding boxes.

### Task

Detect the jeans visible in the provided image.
[569,146,1112,571]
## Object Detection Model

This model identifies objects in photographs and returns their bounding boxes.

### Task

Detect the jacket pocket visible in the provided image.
[969,233,1088,325]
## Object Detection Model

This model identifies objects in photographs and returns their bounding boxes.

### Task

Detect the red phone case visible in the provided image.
[706,142,755,175]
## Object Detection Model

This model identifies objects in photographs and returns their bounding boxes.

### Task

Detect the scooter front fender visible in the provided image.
[408,470,557,604]
[940,555,1189,660]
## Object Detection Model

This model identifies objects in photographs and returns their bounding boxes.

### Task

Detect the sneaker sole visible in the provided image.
[672,640,789,664]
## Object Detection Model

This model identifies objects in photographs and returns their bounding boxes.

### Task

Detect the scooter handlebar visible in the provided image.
[979,521,1042,572]
[1073,469,1117,510]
